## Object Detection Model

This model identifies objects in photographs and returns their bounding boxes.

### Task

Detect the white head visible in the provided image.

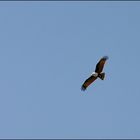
[91,71,98,77]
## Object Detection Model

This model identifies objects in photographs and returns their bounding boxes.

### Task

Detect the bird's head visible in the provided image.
[91,71,98,77]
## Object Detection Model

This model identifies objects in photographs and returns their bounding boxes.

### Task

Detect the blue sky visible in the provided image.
[0,1,140,138]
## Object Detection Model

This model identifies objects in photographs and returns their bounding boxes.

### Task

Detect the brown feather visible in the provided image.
[95,56,108,73]
[81,75,97,91]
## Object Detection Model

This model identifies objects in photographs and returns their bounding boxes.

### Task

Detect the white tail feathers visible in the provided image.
[98,73,105,80]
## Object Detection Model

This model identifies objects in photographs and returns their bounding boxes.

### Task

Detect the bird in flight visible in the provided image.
[81,56,109,91]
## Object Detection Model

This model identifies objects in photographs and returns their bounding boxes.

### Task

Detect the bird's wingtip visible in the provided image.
[103,56,109,60]
[81,86,86,91]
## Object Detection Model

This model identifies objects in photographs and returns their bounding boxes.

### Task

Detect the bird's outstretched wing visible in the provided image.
[95,56,109,73]
[81,75,97,91]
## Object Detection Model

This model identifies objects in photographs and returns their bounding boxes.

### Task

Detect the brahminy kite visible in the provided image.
[81,56,109,91]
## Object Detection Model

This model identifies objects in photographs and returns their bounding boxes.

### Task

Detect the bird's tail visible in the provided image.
[98,73,105,80]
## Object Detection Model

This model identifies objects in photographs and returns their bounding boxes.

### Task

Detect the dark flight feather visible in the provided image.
[95,56,108,73]
[81,75,97,91]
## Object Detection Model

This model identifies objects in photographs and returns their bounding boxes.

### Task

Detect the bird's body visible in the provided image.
[81,56,108,91]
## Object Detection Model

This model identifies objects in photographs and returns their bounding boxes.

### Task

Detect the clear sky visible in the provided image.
[0,1,140,139]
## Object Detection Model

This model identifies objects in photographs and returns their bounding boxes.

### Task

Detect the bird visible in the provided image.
[81,56,109,91]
